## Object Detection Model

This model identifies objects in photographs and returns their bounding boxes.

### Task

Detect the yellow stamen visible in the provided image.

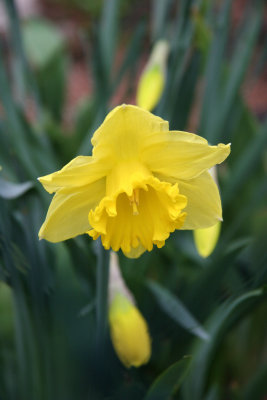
[129,189,140,215]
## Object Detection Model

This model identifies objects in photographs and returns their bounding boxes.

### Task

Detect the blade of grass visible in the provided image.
[223,118,267,204]
[111,22,145,95]
[3,0,43,118]
[144,357,190,400]
[0,178,33,199]
[213,1,263,143]
[198,0,232,141]
[242,363,267,400]
[151,0,173,41]
[182,287,266,400]
[147,280,210,341]
[99,0,119,82]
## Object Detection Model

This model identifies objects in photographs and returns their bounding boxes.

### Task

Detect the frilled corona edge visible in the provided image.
[38,104,230,258]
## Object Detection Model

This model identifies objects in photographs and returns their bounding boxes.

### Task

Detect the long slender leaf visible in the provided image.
[182,288,266,400]
[144,357,190,400]
[223,118,267,204]
[213,2,263,142]
[0,178,33,199]
[99,0,119,81]
[242,363,267,400]
[147,280,210,341]
[151,0,173,41]
[199,0,232,141]
[3,0,42,117]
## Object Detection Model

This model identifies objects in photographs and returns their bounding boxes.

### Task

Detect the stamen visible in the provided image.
[132,202,139,215]
[129,189,140,215]
[134,188,139,205]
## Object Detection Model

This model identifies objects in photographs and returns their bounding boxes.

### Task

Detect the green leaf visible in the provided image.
[182,288,266,400]
[99,0,119,80]
[23,19,64,68]
[242,363,267,400]
[222,177,267,246]
[0,45,42,178]
[151,0,173,41]
[111,22,145,95]
[214,2,263,142]
[204,386,220,400]
[192,9,212,56]
[144,357,190,400]
[157,0,195,119]
[36,53,67,122]
[78,300,96,318]
[0,178,33,199]
[169,52,200,129]
[198,0,232,141]
[147,280,210,341]
[223,118,267,204]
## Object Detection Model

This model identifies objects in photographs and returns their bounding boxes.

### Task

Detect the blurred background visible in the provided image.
[0,0,266,399]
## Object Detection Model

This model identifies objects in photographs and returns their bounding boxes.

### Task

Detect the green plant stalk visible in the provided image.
[95,240,110,351]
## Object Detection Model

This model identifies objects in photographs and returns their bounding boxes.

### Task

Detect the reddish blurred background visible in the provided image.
[1,0,266,124]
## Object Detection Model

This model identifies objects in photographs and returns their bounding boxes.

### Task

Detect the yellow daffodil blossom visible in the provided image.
[108,252,151,368]
[38,104,230,258]
[193,167,222,257]
[136,40,169,111]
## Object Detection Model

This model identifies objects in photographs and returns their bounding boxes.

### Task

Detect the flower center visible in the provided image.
[129,189,140,215]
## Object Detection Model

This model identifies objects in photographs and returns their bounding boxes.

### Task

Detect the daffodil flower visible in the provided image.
[39,105,230,258]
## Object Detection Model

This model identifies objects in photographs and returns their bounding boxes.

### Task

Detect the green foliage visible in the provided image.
[144,358,190,400]
[0,0,266,399]
[147,280,209,341]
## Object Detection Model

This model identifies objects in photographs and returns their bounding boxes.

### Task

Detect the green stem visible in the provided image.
[96,239,110,349]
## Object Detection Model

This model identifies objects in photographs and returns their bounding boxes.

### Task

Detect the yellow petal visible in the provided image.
[39,178,105,242]
[38,156,109,194]
[177,171,222,229]
[194,221,221,258]
[109,293,151,368]
[141,131,230,180]
[91,104,169,161]
[136,64,164,111]
[88,170,187,256]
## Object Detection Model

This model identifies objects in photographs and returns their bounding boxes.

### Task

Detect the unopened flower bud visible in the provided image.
[108,252,151,367]
[193,167,221,257]
[136,40,169,111]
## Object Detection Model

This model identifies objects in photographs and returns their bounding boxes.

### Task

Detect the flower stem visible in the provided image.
[95,239,110,350]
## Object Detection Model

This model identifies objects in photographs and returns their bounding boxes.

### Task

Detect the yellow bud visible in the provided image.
[109,292,151,368]
[136,64,164,111]
[194,221,221,258]
[136,40,169,111]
